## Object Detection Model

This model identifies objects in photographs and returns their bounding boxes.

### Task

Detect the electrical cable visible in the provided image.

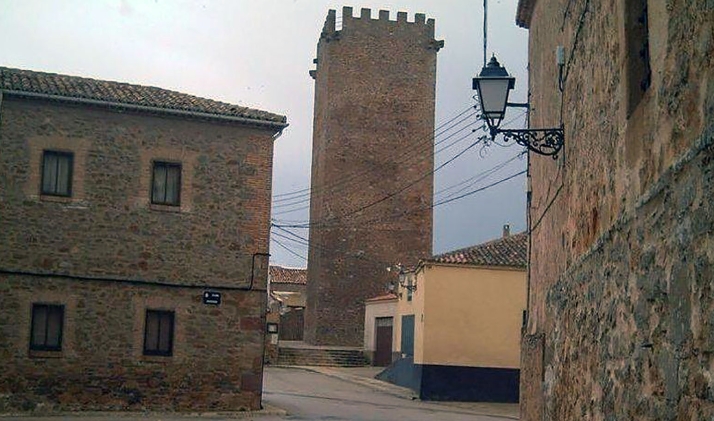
[277,129,485,227]
[272,104,480,205]
[273,118,483,213]
[271,237,307,262]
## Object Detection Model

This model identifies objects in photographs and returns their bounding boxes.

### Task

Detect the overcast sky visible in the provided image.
[0,0,529,268]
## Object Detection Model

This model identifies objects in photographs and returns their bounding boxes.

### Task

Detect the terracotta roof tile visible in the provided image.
[365,293,398,302]
[428,232,527,268]
[0,67,287,126]
[269,266,307,285]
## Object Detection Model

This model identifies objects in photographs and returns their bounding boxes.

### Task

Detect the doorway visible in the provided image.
[374,316,393,366]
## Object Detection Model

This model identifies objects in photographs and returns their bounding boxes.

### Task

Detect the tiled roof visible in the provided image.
[427,232,527,268]
[0,67,287,126]
[365,293,398,303]
[269,266,307,285]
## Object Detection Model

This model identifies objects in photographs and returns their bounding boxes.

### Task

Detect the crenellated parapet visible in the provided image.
[312,6,444,79]
[320,6,440,42]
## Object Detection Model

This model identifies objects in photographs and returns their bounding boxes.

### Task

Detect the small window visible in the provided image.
[625,0,651,117]
[144,310,174,356]
[30,304,64,351]
[41,151,73,197]
[151,162,181,206]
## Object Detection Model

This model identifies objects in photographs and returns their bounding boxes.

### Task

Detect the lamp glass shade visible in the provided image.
[476,77,512,122]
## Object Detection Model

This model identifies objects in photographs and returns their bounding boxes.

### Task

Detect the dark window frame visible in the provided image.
[41,150,74,197]
[150,161,182,206]
[143,309,175,356]
[29,303,64,352]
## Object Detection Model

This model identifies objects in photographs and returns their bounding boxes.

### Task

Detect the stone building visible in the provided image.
[268,265,307,341]
[515,0,714,419]
[304,7,443,346]
[0,67,287,412]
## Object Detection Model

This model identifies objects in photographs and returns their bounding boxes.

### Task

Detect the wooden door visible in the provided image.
[374,317,393,366]
[279,307,304,340]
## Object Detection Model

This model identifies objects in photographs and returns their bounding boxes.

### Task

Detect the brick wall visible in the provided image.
[522,0,714,419]
[0,96,277,411]
[304,7,439,346]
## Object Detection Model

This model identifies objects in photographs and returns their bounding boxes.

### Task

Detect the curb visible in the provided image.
[0,405,287,419]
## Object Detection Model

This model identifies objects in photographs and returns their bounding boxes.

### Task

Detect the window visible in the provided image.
[41,151,73,197]
[30,304,64,351]
[143,310,174,356]
[151,161,181,206]
[625,0,651,117]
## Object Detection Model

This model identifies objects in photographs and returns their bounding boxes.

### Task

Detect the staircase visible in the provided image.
[277,341,368,367]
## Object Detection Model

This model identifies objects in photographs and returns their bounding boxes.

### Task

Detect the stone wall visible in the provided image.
[521,0,714,419]
[0,97,274,289]
[0,274,265,412]
[304,7,439,346]
[0,96,276,411]
[541,133,714,419]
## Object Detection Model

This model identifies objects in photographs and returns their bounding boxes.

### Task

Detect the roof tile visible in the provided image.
[0,67,287,125]
[269,266,307,285]
[427,232,527,268]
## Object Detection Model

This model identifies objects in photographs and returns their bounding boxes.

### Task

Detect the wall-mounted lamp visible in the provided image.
[386,264,417,294]
[472,55,564,158]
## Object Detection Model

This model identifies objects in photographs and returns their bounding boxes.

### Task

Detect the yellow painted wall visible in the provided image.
[419,264,526,368]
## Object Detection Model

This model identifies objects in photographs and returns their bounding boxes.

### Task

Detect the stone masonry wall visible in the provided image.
[304,7,439,346]
[542,133,714,419]
[522,0,714,419]
[0,97,276,411]
[0,97,274,289]
[0,274,266,412]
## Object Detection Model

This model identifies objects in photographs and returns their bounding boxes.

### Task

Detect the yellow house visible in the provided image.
[379,231,527,402]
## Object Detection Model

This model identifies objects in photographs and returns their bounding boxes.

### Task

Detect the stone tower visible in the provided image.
[304,7,442,346]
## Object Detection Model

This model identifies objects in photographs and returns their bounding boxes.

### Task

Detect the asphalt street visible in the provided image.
[260,366,514,421]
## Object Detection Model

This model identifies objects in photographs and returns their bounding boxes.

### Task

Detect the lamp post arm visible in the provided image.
[506,102,530,108]
[496,127,564,158]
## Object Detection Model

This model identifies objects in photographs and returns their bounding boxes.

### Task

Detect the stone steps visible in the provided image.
[277,346,368,367]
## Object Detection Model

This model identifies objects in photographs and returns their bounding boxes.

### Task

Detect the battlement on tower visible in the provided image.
[322,6,436,38]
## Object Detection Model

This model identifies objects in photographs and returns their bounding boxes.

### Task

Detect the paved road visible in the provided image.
[260,366,513,421]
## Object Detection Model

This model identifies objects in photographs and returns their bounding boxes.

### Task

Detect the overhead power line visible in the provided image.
[272,104,480,205]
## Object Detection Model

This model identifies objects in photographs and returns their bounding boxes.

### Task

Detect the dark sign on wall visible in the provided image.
[203,291,221,305]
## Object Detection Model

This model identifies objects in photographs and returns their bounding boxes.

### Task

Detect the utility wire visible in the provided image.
[274,110,527,224]
[271,237,307,262]
[272,104,479,204]
[435,151,525,201]
[278,130,484,228]
[273,120,484,214]
[271,224,395,268]
[274,167,527,230]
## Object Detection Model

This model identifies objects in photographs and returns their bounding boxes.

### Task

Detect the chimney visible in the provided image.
[503,224,511,238]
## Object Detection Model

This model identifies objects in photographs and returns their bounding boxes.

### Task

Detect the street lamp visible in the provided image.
[386,264,417,294]
[473,55,564,158]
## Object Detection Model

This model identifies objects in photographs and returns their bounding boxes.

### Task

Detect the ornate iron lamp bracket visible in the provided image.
[494,127,565,159]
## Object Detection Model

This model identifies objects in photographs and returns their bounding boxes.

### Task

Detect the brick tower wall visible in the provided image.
[304,7,440,346]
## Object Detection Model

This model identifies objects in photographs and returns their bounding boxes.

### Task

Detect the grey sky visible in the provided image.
[0,0,529,268]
